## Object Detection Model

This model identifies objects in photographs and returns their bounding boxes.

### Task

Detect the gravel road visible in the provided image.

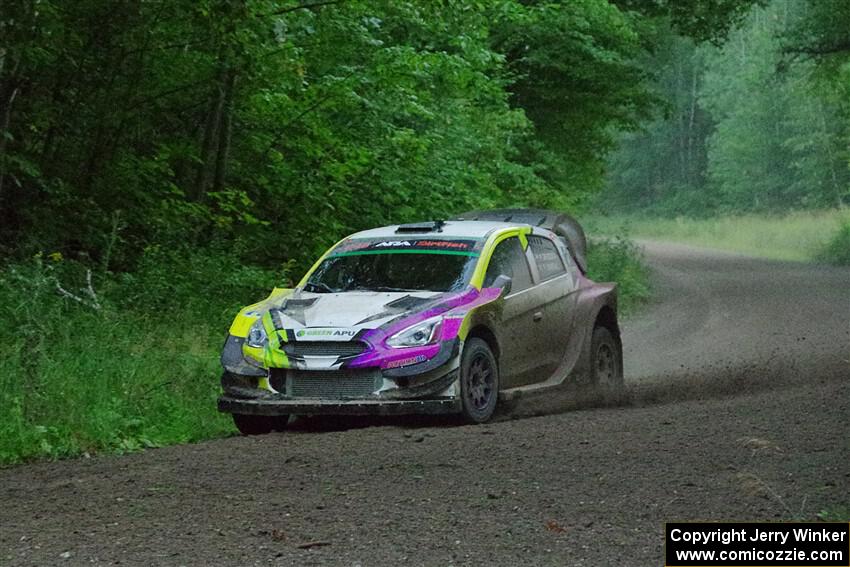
[2,241,848,566]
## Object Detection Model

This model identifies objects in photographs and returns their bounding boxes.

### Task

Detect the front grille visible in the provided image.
[283,341,369,358]
[288,369,382,399]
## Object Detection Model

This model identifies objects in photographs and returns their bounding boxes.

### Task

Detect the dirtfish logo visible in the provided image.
[385,354,427,369]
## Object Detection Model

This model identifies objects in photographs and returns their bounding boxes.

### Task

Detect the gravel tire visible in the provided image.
[590,326,623,388]
[460,338,500,424]
[232,414,289,435]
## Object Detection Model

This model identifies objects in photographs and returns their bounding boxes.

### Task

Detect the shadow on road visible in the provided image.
[285,413,464,433]
[280,355,847,434]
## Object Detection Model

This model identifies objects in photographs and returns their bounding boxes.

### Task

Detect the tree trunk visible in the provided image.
[686,53,699,187]
[817,103,844,208]
[676,55,687,185]
[0,51,22,213]
[0,85,19,210]
[212,68,236,194]
[193,71,226,200]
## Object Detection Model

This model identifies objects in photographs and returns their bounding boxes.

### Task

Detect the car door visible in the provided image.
[482,236,539,388]
[523,234,579,382]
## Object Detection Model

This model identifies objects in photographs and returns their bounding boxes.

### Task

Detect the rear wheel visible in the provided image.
[590,326,623,388]
[460,338,499,424]
[232,414,289,435]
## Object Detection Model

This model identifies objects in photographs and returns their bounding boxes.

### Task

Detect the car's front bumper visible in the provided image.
[218,395,461,416]
[218,330,464,417]
[218,353,462,416]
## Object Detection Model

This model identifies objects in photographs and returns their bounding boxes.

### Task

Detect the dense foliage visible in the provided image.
[602,0,850,215]
[0,248,277,462]
[1,0,758,272]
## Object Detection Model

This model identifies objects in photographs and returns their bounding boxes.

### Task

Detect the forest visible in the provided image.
[604,0,850,215]
[0,0,846,462]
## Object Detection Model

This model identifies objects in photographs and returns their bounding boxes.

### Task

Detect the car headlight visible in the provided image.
[246,320,268,348]
[386,317,443,348]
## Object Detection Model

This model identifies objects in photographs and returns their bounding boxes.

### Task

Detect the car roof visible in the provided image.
[348,220,529,240]
[455,208,588,272]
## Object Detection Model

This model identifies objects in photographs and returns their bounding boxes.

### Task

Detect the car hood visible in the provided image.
[270,290,446,332]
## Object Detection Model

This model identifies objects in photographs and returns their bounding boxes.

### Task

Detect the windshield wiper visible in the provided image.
[345,285,406,293]
[371,286,419,292]
[303,281,337,293]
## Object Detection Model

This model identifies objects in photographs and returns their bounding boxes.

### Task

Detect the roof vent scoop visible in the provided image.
[395,220,445,234]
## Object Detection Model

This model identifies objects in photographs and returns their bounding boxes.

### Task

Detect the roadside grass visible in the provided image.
[0,237,650,465]
[815,220,850,265]
[0,247,278,466]
[0,316,232,464]
[585,209,850,264]
[585,237,651,315]
[817,505,850,522]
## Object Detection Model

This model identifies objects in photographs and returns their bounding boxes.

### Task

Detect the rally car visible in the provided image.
[218,208,622,434]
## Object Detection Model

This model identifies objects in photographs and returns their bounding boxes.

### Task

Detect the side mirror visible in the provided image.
[491,274,512,295]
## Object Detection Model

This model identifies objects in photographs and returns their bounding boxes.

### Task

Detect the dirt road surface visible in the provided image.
[2,242,848,566]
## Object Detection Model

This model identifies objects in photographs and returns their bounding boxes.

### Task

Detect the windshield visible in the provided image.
[305,253,477,293]
[304,239,480,293]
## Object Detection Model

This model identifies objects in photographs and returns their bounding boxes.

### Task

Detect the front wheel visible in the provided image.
[232,414,289,435]
[590,326,623,388]
[459,338,499,424]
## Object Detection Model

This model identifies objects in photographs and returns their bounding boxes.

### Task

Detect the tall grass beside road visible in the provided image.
[816,221,850,266]
[585,238,651,315]
[586,209,850,264]
[0,247,279,465]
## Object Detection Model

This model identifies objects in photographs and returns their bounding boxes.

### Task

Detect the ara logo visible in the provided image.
[295,328,357,341]
[374,241,411,247]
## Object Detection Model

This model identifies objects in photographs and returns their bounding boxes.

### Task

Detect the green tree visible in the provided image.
[702,0,848,210]
[603,28,713,214]
[601,0,849,214]
[492,0,654,207]
[0,0,772,268]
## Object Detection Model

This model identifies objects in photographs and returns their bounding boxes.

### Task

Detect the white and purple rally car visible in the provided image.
[218,209,622,433]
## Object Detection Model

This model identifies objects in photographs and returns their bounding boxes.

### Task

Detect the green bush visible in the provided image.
[816,222,850,266]
[117,243,289,318]
[0,251,283,465]
[585,237,651,314]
